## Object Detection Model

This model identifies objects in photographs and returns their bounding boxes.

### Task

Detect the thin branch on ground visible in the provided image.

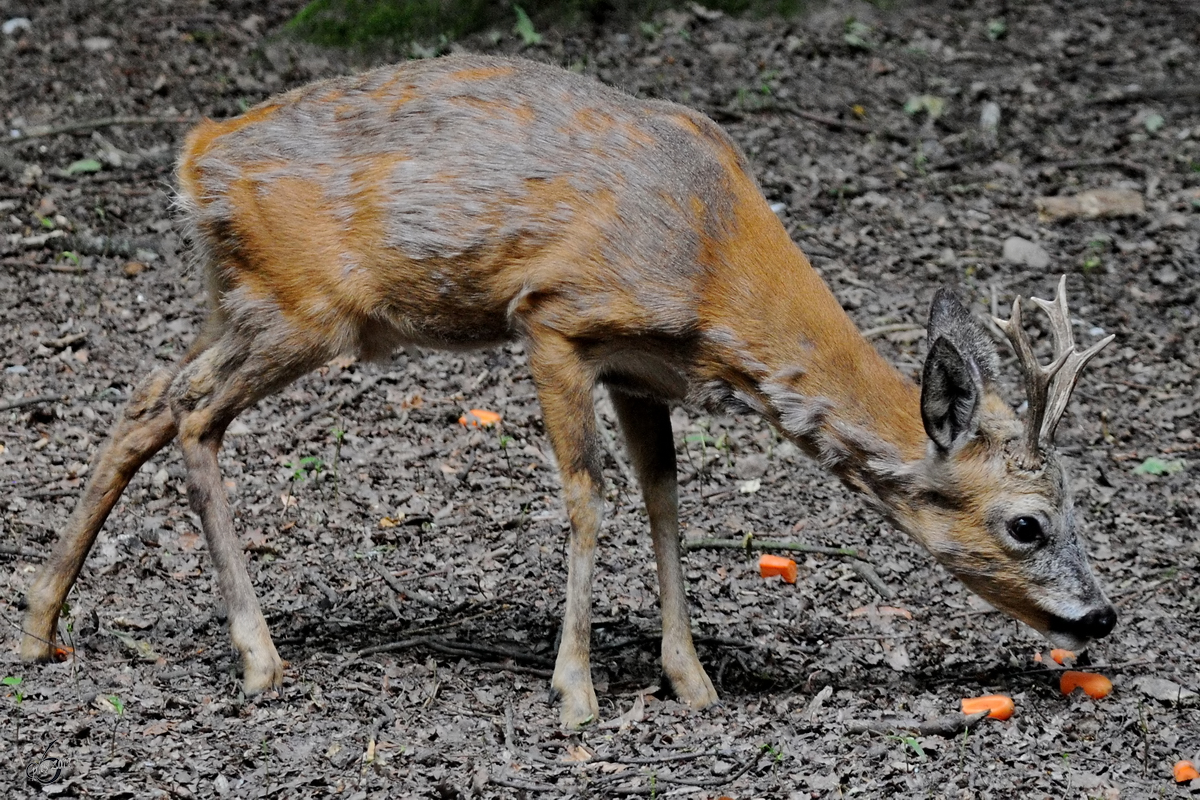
[593,632,756,654]
[599,746,767,793]
[781,104,912,143]
[683,536,867,561]
[488,773,562,793]
[1049,158,1149,177]
[614,749,728,766]
[710,100,911,143]
[288,373,386,430]
[354,605,512,657]
[862,322,925,340]
[0,543,45,559]
[1087,85,1200,106]
[0,394,62,412]
[355,633,552,677]
[850,560,895,600]
[5,115,193,143]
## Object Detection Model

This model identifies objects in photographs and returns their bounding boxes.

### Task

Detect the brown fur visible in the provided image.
[21,55,1112,729]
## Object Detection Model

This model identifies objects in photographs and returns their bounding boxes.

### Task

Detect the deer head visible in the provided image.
[902,277,1116,650]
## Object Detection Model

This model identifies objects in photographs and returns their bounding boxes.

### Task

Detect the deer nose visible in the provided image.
[1076,606,1117,639]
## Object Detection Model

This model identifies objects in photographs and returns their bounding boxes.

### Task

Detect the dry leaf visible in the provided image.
[562,744,593,763]
[1036,189,1144,222]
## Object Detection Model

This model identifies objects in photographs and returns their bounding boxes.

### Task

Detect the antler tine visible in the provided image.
[1029,276,1116,443]
[993,292,1070,467]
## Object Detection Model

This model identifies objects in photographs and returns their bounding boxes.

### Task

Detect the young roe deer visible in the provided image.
[21,55,1116,728]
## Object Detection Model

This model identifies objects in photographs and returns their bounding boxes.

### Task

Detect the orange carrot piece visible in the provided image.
[960,694,1015,721]
[758,553,797,584]
[1059,671,1112,699]
[458,408,501,428]
[1175,760,1199,784]
[1049,648,1075,665]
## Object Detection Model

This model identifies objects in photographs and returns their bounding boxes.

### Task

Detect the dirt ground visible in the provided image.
[1,0,1198,797]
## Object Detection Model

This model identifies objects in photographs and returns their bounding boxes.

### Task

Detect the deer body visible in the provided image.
[21,55,1115,727]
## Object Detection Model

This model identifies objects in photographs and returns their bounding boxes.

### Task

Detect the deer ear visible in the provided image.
[921,289,998,386]
[922,337,982,451]
[926,288,999,384]
[921,289,998,452]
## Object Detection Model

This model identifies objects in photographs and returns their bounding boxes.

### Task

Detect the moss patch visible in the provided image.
[286,0,811,49]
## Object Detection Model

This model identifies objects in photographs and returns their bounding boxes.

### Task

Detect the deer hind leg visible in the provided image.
[20,322,226,663]
[168,323,330,694]
[609,390,718,710]
[527,328,606,728]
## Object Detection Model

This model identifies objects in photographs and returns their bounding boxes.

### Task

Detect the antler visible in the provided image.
[994,276,1115,467]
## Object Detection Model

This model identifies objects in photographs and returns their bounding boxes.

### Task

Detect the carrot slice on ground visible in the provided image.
[1175,760,1199,783]
[458,408,501,428]
[1049,648,1075,665]
[960,694,1015,721]
[758,553,797,584]
[1059,671,1112,699]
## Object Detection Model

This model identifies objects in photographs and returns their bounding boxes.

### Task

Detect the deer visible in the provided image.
[20,54,1117,728]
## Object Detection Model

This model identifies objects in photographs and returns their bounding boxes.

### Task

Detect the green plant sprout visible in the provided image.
[889,732,928,763]
[1082,238,1106,273]
[513,5,541,45]
[108,693,125,756]
[3,676,24,743]
[498,432,515,482]
[1133,456,1185,476]
[282,455,326,516]
[331,424,345,499]
[844,18,871,49]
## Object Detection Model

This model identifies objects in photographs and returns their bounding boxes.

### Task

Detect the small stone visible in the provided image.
[705,42,740,60]
[123,261,145,277]
[81,36,114,52]
[1152,267,1179,286]
[2,17,32,36]
[1002,236,1051,269]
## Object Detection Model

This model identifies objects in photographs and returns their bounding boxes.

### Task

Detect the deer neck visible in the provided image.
[695,196,928,508]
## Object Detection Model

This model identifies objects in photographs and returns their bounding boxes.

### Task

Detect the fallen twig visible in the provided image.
[1088,85,1200,106]
[710,101,911,143]
[782,104,912,143]
[850,560,895,600]
[4,258,101,275]
[488,773,562,793]
[0,393,61,412]
[0,543,45,560]
[288,373,385,430]
[593,631,756,654]
[614,749,725,766]
[1048,158,1149,177]
[862,322,925,341]
[354,604,512,656]
[636,746,766,792]
[845,709,990,738]
[5,115,193,143]
[683,535,867,561]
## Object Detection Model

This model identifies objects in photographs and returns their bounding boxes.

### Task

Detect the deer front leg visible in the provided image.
[609,390,718,710]
[528,330,605,728]
[21,367,178,662]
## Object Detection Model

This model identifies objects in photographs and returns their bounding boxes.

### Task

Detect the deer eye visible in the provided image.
[1006,515,1044,545]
